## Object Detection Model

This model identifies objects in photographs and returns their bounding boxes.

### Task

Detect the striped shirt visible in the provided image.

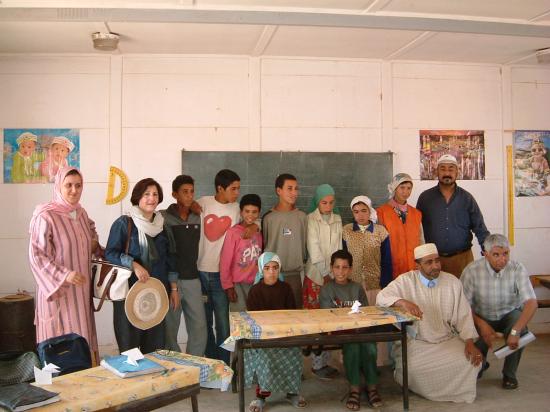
[461,258,536,321]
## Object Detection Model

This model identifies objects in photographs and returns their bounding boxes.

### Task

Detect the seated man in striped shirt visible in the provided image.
[461,234,538,390]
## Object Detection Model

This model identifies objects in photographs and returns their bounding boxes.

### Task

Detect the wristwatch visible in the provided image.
[510,329,519,336]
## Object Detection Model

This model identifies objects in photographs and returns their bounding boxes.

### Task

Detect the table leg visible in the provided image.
[401,326,409,411]
[238,340,245,412]
[231,350,238,393]
[191,394,199,412]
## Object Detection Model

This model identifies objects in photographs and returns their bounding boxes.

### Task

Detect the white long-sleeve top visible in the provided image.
[304,209,342,286]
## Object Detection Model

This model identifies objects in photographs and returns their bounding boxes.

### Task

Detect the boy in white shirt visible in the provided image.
[196,169,241,364]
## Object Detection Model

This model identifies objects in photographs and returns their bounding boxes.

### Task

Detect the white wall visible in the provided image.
[1,54,549,346]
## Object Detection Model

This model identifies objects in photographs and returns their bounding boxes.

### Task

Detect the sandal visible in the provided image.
[249,398,265,412]
[502,376,518,390]
[345,390,361,411]
[285,393,307,409]
[366,388,383,408]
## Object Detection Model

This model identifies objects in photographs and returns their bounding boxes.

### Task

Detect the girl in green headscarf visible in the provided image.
[303,184,343,379]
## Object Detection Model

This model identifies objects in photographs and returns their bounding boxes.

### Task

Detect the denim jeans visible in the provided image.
[199,271,230,364]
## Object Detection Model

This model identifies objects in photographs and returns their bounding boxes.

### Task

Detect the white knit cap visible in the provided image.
[51,136,75,152]
[387,173,413,199]
[414,243,438,260]
[436,154,458,167]
[350,195,378,223]
[16,132,37,146]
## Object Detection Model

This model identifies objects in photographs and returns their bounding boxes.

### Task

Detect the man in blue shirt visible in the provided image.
[416,154,489,277]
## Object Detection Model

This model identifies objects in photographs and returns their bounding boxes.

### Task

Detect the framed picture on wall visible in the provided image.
[3,128,80,184]
[419,130,485,180]
[513,130,550,197]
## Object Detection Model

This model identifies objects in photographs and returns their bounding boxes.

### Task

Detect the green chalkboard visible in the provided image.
[181,151,393,224]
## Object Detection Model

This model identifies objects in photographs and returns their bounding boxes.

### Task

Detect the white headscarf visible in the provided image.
[387,173,413,199]
[254,252,284,285]
[350,195,378,223]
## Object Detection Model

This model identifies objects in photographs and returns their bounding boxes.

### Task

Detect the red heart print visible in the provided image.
[203,214,232,242]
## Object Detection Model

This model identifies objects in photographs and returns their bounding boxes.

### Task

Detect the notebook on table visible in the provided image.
[100,355,166,378]
[0,382,60,411]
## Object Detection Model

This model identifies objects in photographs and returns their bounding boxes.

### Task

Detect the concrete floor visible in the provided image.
[152,335,550,412]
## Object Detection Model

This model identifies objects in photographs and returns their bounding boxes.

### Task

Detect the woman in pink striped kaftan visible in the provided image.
[29,167,99,361]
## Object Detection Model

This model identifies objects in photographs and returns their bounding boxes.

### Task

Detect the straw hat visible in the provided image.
[124,278,168,330]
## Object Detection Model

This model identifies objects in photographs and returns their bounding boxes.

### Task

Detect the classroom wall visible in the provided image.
[1,54,549,346]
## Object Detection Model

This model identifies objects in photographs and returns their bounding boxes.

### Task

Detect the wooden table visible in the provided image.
[533,275,550,289]
[532,275,550,308]
[226,307,417,412]
[34,356,201,411]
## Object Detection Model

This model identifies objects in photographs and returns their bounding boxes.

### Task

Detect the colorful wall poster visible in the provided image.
[419,130,485,180]
[3,128,80,183]
[514,130,550,197]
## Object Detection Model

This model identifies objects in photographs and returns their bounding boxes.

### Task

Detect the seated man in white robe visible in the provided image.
[376,243,482,403]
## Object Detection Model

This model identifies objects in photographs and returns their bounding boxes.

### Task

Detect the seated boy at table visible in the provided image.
[319,250,383,410]
[245,252,307,412]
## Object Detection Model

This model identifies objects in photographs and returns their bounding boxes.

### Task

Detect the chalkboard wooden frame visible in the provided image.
[182,151,393,224]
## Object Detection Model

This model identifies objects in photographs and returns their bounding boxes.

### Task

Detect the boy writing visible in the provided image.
[161,175,207,356]
[262,173,307,308]
[320,250,383,410]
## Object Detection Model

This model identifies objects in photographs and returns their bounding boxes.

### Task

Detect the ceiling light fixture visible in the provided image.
[91,32,120,51]
[535,47,550,64]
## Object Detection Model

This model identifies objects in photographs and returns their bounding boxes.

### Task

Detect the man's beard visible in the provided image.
[425,269,440,279]
[439,176,455,185]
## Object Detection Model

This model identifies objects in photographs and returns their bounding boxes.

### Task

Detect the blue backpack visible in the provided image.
[37,333,91,375]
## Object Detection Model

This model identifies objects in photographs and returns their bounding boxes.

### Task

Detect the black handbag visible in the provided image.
[36,333,91,375]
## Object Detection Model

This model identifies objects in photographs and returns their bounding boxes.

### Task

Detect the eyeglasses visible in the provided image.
[532,147,545,153]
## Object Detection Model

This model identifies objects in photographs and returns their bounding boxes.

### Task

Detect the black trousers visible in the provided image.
[474,309,526,380]
[113,300,165,354]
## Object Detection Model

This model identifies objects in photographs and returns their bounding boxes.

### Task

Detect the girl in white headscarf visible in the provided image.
[342,195,392,367]
[245,252,306,412]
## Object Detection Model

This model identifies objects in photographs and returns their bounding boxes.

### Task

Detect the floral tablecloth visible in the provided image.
[34,355,200,411]
[152,351,233,391]
[222,306,418,350]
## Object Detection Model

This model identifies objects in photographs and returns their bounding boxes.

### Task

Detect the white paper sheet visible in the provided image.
[348,300,362,314]
[121,347,144,366]
[493,331,536,359]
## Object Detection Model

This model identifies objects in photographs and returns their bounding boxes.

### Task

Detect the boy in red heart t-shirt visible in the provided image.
[195,169,242,364]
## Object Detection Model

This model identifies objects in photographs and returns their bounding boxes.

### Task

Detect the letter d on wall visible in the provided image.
[106,166,129,205]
